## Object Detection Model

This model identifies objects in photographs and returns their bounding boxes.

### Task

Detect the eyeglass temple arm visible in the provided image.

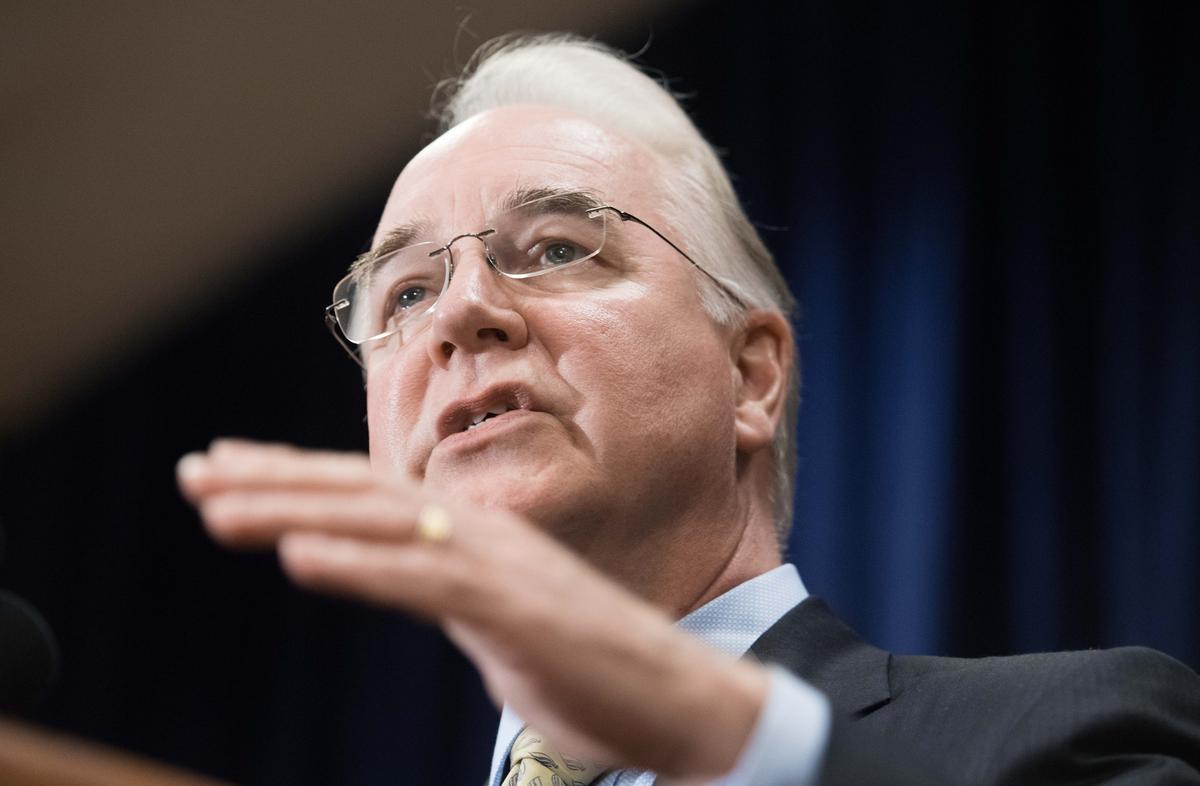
[325,302,366,369]
[598,207,749,309]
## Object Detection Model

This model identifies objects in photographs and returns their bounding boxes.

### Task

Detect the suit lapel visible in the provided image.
[748,597,892,718]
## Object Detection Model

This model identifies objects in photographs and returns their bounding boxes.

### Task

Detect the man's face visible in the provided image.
[365,106,739,556]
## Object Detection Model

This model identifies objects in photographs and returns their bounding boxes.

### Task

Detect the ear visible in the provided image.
[731,311,793,454]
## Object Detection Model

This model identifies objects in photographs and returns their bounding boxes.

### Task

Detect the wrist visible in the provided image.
[661,656,769,779]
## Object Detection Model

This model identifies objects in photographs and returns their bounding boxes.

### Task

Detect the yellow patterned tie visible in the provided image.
[503,726,607,786]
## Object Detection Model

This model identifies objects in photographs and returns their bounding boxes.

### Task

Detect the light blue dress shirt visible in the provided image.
[487,564,831,786]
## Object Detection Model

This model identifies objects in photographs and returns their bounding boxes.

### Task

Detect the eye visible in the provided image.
[541,241,582,267]
[393,288,427,309]
[380,284,434,331]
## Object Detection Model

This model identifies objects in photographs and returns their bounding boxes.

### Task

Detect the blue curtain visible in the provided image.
[647,0,1199,663]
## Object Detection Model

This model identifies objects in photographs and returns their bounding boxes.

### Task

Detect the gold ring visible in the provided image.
[415,504,453,544]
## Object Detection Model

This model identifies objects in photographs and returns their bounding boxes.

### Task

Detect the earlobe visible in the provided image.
[732,312,792,454]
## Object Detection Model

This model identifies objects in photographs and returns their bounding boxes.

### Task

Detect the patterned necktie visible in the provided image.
[503,726,607,786]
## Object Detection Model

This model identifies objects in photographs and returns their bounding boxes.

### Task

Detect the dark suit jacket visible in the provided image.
[749,598,1200,785]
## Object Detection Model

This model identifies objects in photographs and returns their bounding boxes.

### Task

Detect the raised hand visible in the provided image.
[177,439,766,781]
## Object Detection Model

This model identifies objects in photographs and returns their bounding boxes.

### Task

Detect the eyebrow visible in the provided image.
[499,186,605,214]
[350,186,606,275]
[350,219,432,275]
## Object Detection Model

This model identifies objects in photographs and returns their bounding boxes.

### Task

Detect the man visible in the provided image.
[176,35,1200,785]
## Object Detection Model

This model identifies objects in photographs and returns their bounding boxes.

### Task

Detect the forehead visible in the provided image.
[375,105,664,243]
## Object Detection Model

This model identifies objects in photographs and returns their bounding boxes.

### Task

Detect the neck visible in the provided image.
[546,447,784,617]
[575,486,782,620]
[667,501,782,619]
[661,452,785,617]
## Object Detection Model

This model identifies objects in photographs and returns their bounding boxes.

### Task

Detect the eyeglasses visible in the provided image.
[324,191,744,365]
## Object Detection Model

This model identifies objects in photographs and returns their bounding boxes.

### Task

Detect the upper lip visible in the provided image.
[436,383,537,440]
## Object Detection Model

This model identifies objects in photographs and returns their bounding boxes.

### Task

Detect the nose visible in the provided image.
[425,238,529,367]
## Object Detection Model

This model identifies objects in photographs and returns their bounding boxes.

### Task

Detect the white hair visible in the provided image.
[431,34,801,545]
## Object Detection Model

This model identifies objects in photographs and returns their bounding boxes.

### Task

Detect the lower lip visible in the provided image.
[438,409,540,451]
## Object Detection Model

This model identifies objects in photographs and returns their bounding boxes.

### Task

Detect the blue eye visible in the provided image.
[543,242,581,266]
[394,286,427,310]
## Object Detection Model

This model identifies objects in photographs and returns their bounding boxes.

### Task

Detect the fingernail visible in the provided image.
[176,452,207,482]
[209,437,234,453]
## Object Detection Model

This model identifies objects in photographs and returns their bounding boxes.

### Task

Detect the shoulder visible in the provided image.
[877,647,1200,784]
[756,600,1200,783]
[891,644,1199,705]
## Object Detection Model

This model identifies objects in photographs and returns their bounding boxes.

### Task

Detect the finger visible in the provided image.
[205,439,376,486]
[277,532,477,619]
[177,442,379,501]
[200,488,425,547]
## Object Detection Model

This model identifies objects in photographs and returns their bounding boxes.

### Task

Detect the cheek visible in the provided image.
[365,352,431,475]
[548,291,734,458]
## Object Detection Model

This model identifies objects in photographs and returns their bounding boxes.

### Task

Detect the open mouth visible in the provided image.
[438,386,535,441]
[465,403,518,431]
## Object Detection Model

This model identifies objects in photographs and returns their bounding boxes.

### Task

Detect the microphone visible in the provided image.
[0,589,60,714]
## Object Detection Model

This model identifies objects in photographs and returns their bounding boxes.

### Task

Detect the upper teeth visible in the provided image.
[468,404,512,429]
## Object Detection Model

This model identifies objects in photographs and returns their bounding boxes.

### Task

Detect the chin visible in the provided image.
[426,466,599,535]
[428,467,550,513]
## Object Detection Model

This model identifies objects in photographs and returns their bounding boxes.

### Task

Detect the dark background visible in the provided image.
[2,1,1197,783]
